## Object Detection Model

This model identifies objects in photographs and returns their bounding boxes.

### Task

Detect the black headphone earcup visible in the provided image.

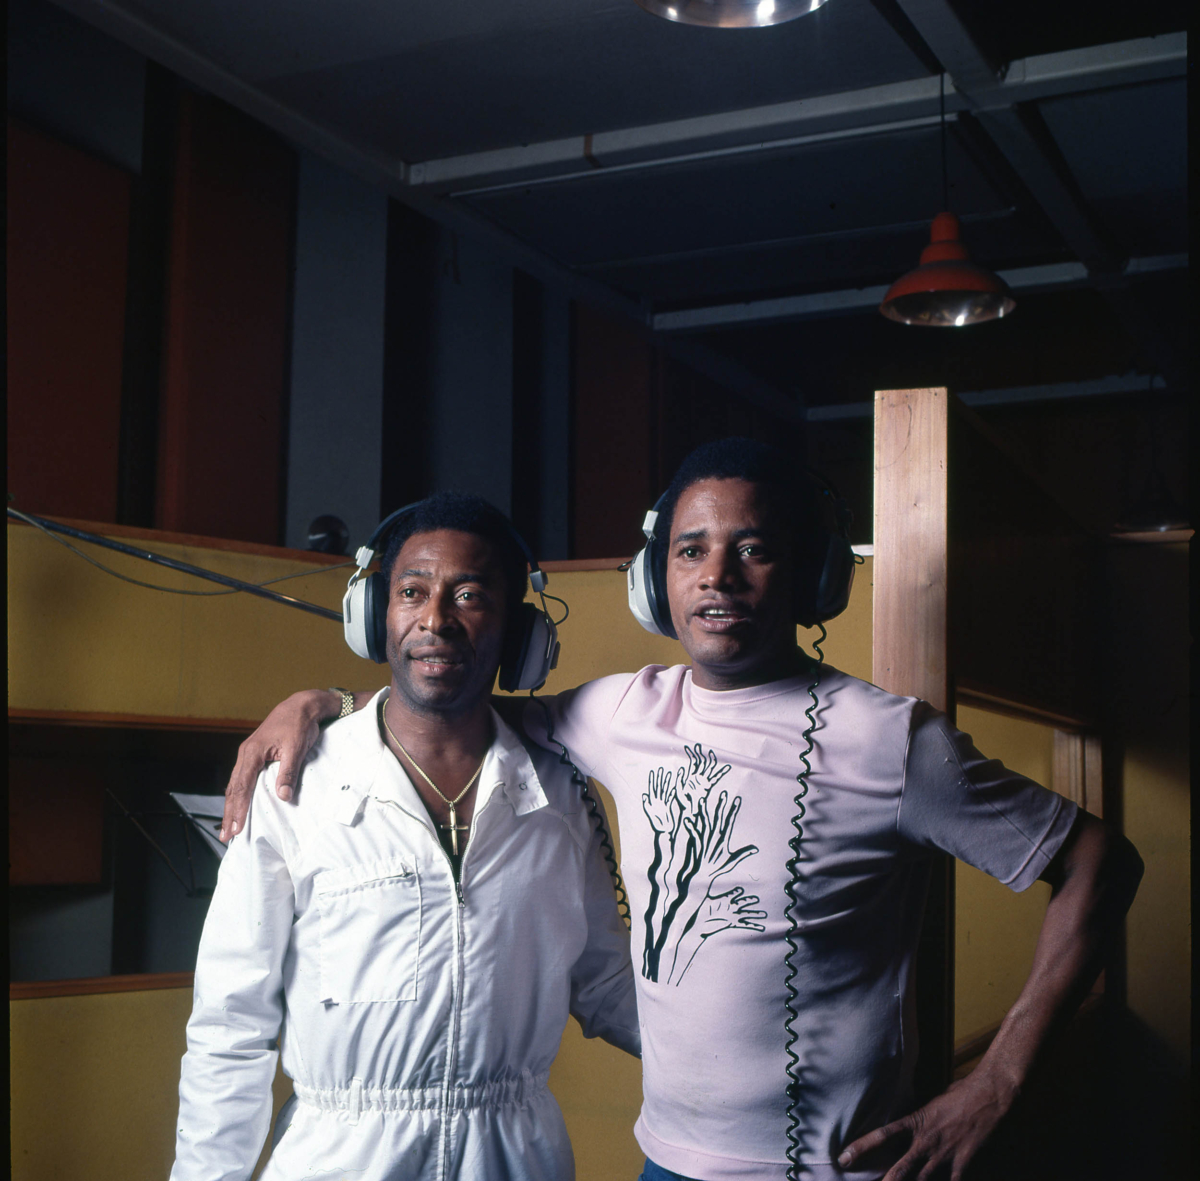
[498,602,536,693]
[362,571,389,663]
[815,536,855,621]
[795,534,855,627]
[645,541,676,640]
[499,602,559,692]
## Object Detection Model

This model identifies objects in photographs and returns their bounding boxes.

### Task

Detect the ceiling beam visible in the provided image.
[881,0,1002,94]
[891,0,1127,272]
[891,2,1184,373]
[406,34,1184,197]
[651,254,1187,332]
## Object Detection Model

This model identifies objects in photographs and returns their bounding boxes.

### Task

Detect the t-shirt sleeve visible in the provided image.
[522,674,639,781]
[896,703,1078,892]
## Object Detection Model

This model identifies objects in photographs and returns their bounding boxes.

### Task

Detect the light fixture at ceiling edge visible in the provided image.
[879,212,1016,327]
[635,0,830,30]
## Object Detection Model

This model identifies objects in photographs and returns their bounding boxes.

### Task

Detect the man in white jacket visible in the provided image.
[171,493,640,1181]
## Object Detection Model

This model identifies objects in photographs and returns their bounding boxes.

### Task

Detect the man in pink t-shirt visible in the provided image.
[225,439,1142,1181]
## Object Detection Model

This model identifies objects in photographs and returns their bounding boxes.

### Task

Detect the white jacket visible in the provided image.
[170,691,639,1181]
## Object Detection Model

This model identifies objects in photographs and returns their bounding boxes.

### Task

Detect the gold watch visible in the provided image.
[329,688,355,720]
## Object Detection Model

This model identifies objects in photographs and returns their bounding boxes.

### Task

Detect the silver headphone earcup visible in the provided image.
[362,573,388,663]
[627,546,674,638]
[627,547,662,635]
[343,573,389,662]
[342,578,372,659]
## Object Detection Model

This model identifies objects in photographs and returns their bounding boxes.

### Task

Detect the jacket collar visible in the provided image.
[334,689,548,826]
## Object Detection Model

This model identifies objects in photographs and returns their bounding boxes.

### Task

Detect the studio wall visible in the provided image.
[6,118,131,523]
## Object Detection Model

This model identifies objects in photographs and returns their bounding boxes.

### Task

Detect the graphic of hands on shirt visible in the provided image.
[641,745,764,984]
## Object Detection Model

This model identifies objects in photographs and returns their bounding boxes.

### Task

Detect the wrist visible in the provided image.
[321,687,355,725]
[968,1046,1025,1108]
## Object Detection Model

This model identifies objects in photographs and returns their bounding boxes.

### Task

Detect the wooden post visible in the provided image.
[1053,730,1103,818]
[873,387,954,1099]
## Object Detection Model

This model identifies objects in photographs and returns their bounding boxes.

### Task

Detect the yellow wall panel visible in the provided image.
[10,988,193,1181]
[1124,743,1191,1058]
[1111,541,1190,1067]
[7,524,390,720]
[10,987,295,1181]
[952,706,1056,1044]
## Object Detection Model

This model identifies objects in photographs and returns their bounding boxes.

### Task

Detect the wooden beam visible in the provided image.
[10,972,194,1001]
[873,386,954,1100]
[1053,730,1104,818]
[873,387,950,712]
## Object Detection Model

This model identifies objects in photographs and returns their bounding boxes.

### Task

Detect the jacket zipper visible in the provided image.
[444,804,486,1173]
[438,794,491,1175]
[383,790,490,1176]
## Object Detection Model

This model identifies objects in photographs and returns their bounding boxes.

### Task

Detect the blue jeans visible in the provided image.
[638,1160,701,1181]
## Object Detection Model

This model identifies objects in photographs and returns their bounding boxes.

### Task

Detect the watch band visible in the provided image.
[329,688,355,720]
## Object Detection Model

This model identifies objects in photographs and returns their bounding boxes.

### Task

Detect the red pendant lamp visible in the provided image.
[879,76,1015,327]
[879,211,1015,326]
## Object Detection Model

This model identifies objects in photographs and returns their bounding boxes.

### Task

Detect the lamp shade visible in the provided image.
[634,0,829,28]
[880,212,1015,327]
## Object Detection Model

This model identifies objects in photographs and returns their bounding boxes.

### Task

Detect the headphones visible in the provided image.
[626,471,856,639]
[342,503,560,692]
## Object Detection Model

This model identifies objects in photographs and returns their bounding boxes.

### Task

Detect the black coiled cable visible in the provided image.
[529,693,631,925]
[783,623,826,1179]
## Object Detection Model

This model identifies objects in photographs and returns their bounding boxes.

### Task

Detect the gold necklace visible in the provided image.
[382,707,486,856]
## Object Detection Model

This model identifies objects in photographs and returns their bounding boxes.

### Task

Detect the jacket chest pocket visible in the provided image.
[314,859,422,1004]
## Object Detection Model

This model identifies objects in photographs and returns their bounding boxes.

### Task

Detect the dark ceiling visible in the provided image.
[40,0,1190,406]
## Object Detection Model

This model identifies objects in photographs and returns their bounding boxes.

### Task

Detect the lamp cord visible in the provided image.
[940,72,949,212]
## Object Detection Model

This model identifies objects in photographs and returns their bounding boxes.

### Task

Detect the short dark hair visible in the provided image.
[653,437,819,570]
[379,492,529,613]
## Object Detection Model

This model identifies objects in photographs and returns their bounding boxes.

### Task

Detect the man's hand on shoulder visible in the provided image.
[221,689,363,840]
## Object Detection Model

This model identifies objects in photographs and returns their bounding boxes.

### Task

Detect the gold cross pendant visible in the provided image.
[441,805,471,856]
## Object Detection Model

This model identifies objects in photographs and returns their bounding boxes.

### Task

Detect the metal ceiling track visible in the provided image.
[403,34,1185,195]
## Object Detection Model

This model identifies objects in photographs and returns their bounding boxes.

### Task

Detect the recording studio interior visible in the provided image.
[6,0,1190,1178]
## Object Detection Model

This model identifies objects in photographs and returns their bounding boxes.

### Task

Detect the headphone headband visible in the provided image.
[352,501,547,593]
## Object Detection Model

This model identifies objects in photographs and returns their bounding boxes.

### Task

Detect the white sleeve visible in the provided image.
[568,789,641,1058]
[170,771,296,1181]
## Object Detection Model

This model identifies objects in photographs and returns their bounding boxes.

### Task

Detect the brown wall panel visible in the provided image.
[571,304,805,558]
[156,94,295,545]
[9,757,106,885]
[571,305,657,558]
[6,118,130,522]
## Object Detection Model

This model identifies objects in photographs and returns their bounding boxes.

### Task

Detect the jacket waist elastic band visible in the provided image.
[293,1069,550,1122]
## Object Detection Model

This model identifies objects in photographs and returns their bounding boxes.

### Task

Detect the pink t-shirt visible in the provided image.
[526,663,1076,1181]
